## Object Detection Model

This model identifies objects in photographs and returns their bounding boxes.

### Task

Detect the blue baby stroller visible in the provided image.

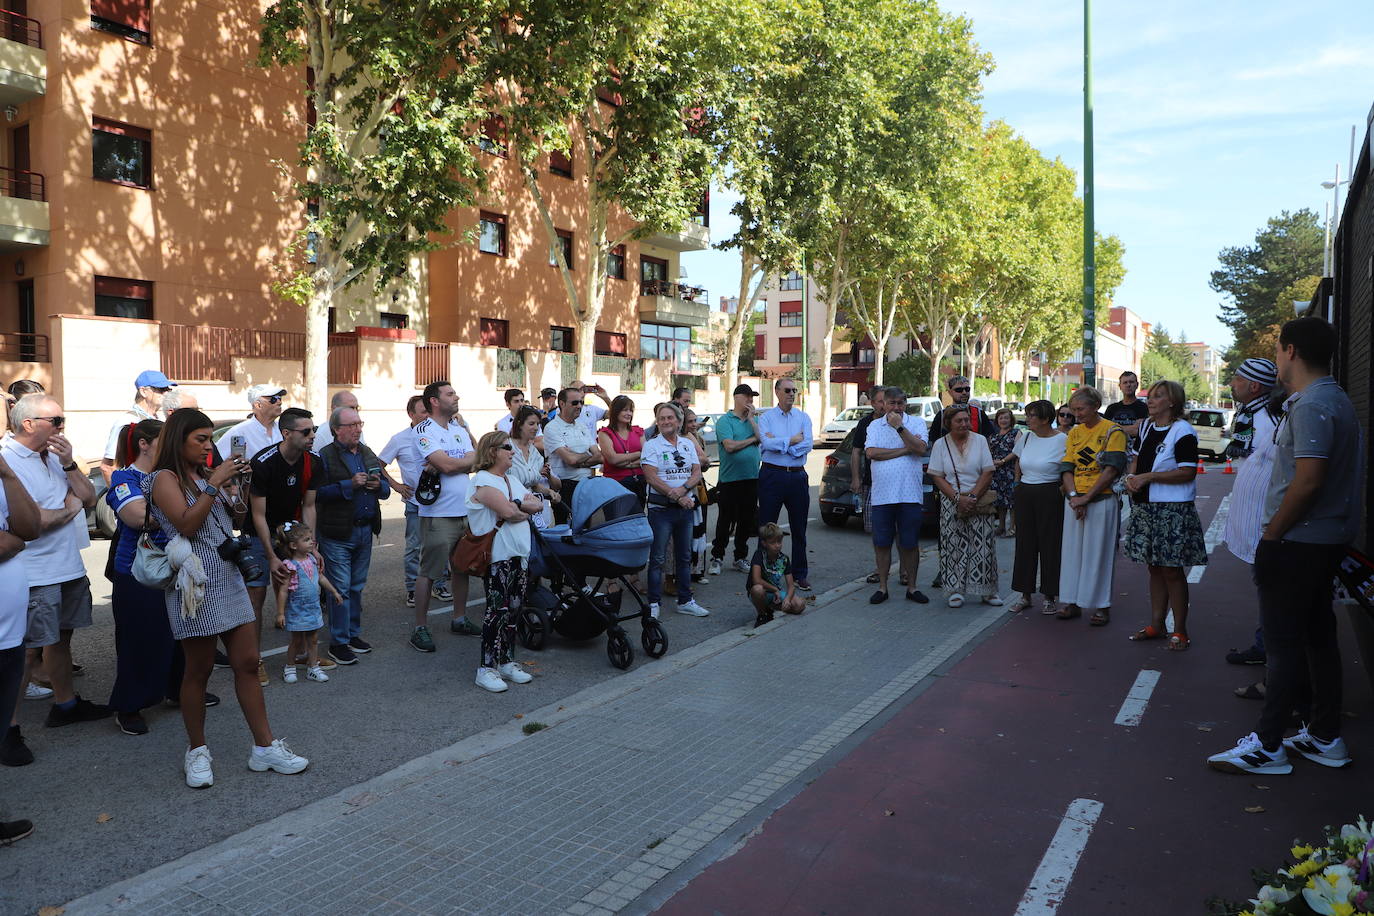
[521,476,667,669]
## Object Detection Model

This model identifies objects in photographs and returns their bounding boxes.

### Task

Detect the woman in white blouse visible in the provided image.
[927,404,999,608]
[508,406,559,527]
[1009,401,1068,613]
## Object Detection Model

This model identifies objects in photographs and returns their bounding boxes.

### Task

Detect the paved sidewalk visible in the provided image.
[64,567,1011,915]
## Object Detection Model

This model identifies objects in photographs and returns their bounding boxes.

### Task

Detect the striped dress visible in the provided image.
[1222,407,1279,565]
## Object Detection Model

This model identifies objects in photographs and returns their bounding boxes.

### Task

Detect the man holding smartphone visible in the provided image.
[314,406,390,665]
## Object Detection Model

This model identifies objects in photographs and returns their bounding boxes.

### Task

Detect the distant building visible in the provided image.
[1052,306,1151,402]
[1184,341,1221,404]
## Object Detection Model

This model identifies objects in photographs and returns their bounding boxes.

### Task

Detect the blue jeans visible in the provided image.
[647,506,694,604]
[405,502,447,594]
[757,464,810,580]
[320,524,374,646]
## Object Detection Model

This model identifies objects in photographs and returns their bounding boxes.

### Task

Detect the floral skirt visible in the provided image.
[1123,501,1208,568]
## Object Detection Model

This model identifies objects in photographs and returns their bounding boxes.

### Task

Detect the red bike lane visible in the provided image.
[655,472,1374,915]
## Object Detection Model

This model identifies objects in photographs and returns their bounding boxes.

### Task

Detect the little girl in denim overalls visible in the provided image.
[273,521,343,684]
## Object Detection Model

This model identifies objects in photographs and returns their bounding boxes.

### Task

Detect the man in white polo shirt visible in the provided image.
[217,384,286,462]
[0,448,38,835]
[543,386,602,524]
[2,394,103,738]
[864,385,929,605]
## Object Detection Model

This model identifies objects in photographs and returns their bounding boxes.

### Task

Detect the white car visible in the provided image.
[904,396,943,424]
[1187,408,1235,459]
[820,406,873,445]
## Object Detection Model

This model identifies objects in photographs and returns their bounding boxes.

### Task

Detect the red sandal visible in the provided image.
[1128,625,1166,642]
[1167,633,1191,651]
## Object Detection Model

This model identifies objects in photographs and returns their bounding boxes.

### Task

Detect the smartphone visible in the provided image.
[367,465,381,481]
[230,435,246,461]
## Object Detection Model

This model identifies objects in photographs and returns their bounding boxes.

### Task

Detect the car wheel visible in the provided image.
[820,507,849,528]
[94,499,118,540]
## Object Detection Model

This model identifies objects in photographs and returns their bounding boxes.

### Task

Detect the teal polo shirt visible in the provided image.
[715,412,761,483]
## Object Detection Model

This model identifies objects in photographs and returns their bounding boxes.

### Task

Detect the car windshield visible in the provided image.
[834,408,869,422]
[1188,410,1224,428]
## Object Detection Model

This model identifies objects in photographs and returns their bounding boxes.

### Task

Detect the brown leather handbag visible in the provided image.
[451,476,511,577]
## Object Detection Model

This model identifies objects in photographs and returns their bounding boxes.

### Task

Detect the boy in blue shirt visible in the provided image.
[748,523,805,626]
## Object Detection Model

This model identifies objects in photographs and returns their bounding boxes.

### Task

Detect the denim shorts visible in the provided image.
[242,535,271,589]
[870,502,922,550]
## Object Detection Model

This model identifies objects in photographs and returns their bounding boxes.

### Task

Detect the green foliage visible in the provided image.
[521,721,547,735]
[882,352,934,397]
[1142,329,1209,402]
[1212,209,1323,363]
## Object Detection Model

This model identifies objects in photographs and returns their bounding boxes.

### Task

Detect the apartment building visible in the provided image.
[1183,340,1221,404]
[1054,306,1150,402]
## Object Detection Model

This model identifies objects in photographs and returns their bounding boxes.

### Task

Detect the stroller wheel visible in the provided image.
[517,605,551,651]
[641,619,668,659]
[606,628,634,670]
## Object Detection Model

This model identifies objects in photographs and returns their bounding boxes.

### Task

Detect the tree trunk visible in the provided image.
[575,313,596,381]
[305,264,331,420]
[1020,357,1030,402]
[724,249,764,409]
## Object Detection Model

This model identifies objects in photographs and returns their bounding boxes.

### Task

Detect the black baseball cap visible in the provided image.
[733,384,759,397]
[539,387,558,398]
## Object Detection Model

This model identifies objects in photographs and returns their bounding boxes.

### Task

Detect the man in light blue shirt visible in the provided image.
[757,378,814,589]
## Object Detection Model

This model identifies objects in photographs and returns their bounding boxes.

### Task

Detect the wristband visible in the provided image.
[62,462,77,472]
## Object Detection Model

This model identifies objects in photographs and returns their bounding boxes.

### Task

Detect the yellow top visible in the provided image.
[1061,419,1128,493]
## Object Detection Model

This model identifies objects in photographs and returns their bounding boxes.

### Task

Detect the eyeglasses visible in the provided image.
[32,416,64,428]
[338,421,364,428]
[288,425,318,435]
[952,387,971,393]
[260,395,282,404]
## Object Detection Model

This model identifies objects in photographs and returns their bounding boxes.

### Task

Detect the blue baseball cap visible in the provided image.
[135,370,176,389]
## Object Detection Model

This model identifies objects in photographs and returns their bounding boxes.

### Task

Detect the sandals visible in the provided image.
[1009,595,1032,613]
[1089,609,1110,627]
[1234,681,1266,700]
[947,593,964,608]
[1055,603,1081,620]
[1041,600,1061,616]
[866,572,880,584]
[1167,633,1191,651]
[1128,626,1166,641]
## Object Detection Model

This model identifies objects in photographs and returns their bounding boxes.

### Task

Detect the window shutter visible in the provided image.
[778,337,802,355]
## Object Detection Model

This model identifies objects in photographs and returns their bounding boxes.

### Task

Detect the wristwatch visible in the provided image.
[203,483,220,497]
[1067,491,1080,499]
[62,462,77,472]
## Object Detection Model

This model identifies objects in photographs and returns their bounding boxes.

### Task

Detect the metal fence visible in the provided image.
[415,342,450,386]
[160,323,357,384]
[0,332,47,363]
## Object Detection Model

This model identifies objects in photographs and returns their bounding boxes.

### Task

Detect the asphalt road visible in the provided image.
[2,450,893,914]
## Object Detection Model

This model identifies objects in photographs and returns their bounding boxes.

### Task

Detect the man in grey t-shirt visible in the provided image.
[1208,316,1362,778]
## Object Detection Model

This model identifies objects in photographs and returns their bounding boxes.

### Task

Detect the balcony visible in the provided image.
[638,280,710,327]
[0,166,47,250]
[643,208,710,252]
[0,11,45,104]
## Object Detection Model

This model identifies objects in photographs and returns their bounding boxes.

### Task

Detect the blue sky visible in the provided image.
[681,0,1373,352]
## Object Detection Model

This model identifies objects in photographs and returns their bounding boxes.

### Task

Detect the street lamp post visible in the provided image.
[1081,0,1097,389]
[1321,164,1348,278]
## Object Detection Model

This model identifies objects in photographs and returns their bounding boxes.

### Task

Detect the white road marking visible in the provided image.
[1187,493,1230,584]
[1014,798,1105,916]
[1113,669,1161,727]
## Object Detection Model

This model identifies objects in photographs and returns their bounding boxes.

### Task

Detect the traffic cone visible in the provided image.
[1195,458,1206,475]
[1223,457,1234,474]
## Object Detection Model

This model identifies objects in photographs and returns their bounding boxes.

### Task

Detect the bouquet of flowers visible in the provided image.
[1211,817,1374,915]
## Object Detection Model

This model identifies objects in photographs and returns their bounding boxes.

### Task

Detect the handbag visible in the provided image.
[415,469,441,506]
[451,476,511,577]
[946,438,997,517]
[132,529,175,589]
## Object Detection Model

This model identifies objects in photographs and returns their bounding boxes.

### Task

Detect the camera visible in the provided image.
[218,534,263,582]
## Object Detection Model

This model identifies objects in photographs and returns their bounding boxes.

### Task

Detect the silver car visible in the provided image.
[819,406,873,446]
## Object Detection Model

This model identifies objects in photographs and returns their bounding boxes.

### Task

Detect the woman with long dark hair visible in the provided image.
[146,409,309,787]
[597,395,645,506]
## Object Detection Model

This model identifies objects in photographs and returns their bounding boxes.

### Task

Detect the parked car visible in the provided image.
[818,427,938,533]
[694,412,725,463]
[1187,408,1235,459]
[904,396,943,425]
[819,406,873,446]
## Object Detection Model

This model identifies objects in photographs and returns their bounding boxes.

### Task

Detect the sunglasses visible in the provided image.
[260,395,283,404]
[289,425,319,435]
[779,388,797,394]
[1058,412,1073,419]
[33,415,64,428]
[952,387,971,393]
[567,400,584,406]
[498,443,514,451]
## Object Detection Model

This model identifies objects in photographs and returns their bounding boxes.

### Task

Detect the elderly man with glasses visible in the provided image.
[217,383,288,463]
[100,369,176,484]
[756,378,814,590]
[928,375,994,442]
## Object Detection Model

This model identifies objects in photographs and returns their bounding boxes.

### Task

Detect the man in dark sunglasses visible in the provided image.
[757,377,815,590]
[544,386,603,525]
[216,383,288,464]
[929,374,993,443]
[100,369,177,485]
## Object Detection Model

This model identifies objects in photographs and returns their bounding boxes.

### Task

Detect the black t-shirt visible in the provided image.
[1104,399,1149,435]
[249,444,322,532]
[852,413,878,486]
[1133,423,1198,503]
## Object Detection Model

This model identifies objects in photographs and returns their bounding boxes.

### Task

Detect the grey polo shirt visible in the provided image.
[1263,376,1364,544]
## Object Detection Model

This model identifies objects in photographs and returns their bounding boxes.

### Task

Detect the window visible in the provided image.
[477,116,507,156]
[778,336,802,365]
[94,275,152,320]
[478,211,507,256]
[549,150,573,179]
[91,0,150,44]
[606,245,626,280]
[779,300,802,327]
[549,229,573,269]
[594,330,626,357]
[779,270,803,291]
[550,326,574,353]
[92,117,152,188]
[380,312,409,330]
[858,347,876,366]
[479,317,509,348]
[639,322,691,370]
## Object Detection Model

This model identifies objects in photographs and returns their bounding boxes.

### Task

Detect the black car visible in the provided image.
[818,427,939,533]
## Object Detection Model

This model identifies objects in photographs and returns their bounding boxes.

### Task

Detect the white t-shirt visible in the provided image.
[465,470,532,563]
[641,435,699,496]
[1,439,90,586]
[496,414,516,434]
[544,415,597,482]
[927,433,994,493]
[1013,431,1068,485]
[865,413,929,506]
[379,425,423,507]
[578,403,607,436]
[216,417,282,461]
[414,417,473,518]
[0,485,28,650]
[103,405,157,460]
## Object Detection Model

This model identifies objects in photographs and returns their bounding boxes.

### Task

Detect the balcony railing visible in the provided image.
[0,166,45,202]
[0,331,47,362]
[161,323,358,384]
[415,342,450,386]
[0,10,41,49]
[640,280,707,303]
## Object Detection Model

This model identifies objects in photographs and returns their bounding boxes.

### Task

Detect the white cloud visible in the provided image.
[1236,45,1374,81]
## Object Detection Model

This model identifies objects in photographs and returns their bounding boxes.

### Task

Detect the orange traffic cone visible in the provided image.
[1223,457,1234,474]
[1195,458,1206,474]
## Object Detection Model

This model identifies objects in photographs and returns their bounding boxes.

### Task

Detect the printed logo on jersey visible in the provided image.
[114,483,131,500]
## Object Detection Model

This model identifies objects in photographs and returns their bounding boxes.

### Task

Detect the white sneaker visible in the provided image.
[733,559,751,574]
[306,666,329,682]
[1283,725,1353,768]
[1207,732,1293,775]
[248,738,309,774]
[708,558,722,576]
[676,599,711,617]
[282,666,298,684]
[649,602,661,619]
[498,662,533,684]
[24,683,52,700]
[947,593,965,608]
[475,667,508,692]
[184,745,214,789]
[984,595,1004,607]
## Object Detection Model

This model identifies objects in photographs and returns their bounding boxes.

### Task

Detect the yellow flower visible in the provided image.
[1331,904,1355,916]
[1292,859,1325,878]
[1294,845,1316,859]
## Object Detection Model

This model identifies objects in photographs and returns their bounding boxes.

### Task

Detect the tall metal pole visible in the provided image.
[1081,0,1096,389]
[800,253,810,403]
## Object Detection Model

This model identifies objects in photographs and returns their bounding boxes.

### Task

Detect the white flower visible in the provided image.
[1340,817,1372,846]
[1250,884,1296,914]
[1301,865,1356,915]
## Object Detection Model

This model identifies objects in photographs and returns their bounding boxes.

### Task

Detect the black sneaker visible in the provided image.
[71,663,85,677]
[405,590,415,608]
[165,691,218,708]
[349,637,373,654]
[116,711,149,736]
[0,725,33,767]
[1226,645,1266,666]
[0,818,34,846]
[213,650,232,669]
[45,697,113,728]
[328,644,358,665]
[450,618,482,637]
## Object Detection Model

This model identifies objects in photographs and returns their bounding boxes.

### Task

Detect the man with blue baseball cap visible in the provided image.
[100,370,176,484]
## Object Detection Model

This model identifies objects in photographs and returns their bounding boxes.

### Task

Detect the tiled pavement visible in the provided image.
[64,577,1008,916]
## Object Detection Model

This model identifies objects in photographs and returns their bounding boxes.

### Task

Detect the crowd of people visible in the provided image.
[0,314,1357,845]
